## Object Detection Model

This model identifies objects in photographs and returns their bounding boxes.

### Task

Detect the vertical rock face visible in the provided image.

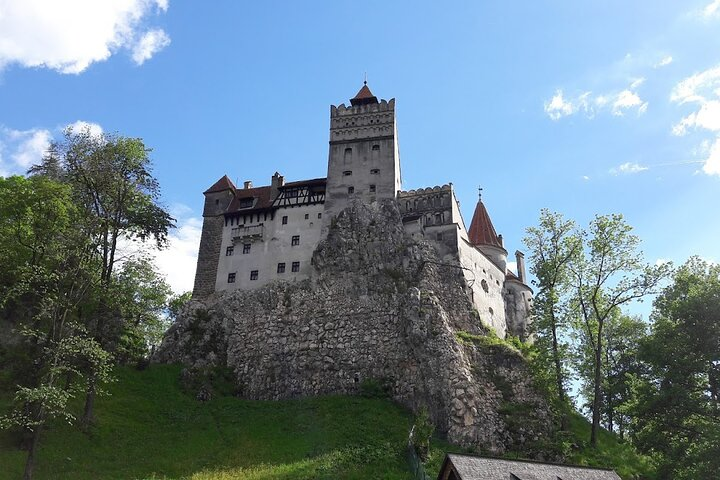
[157,200,551,453]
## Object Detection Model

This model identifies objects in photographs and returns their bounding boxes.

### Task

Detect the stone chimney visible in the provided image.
[515,250,527,284]
[270,171,285,199]
[243,180,253,189]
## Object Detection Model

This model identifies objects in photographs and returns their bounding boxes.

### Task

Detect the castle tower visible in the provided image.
[322,83,402,230]
[468,194,508,273]
[192,175,236,297]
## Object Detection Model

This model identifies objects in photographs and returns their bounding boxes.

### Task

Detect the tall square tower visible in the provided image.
[322,83,402,229]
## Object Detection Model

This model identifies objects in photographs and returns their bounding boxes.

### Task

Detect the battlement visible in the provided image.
[398,184,453,197]
[330,98,395,117]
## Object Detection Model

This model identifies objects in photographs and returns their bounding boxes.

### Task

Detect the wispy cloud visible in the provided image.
[0,0,170,74]
[671,64,720,176]
[609,162,649,175]
[0,126,52,175]
[702,0,720,18]
[654,56,674,68]
[544,79,648,120]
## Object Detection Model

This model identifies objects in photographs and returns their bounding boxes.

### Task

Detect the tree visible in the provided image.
[0,176,113,480]
[32,127,175,424]
[524,209,580,429]
[629,257,720,479]
[570,214,668,446]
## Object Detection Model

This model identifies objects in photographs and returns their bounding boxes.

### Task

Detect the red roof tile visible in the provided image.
[204,175,236,194]
[468,199,502,248]
[225,177,327,214]
[350,83,378,106]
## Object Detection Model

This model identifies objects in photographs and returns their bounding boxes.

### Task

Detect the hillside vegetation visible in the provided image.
[0,365,654,480]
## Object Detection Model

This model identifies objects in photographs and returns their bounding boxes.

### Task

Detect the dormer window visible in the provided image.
[238,198,253,209]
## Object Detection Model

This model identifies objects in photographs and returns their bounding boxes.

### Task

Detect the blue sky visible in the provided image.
[1,1,719,303]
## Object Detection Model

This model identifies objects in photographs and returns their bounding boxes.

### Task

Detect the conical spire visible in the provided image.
[350,81,378,106]
[468,194,502,248]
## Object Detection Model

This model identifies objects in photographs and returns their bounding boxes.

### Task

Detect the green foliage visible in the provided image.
[628,257,720,479]
[411,407,435,461]
[359,378,392,399]
[455,330,523,356]
[0,365,414,479]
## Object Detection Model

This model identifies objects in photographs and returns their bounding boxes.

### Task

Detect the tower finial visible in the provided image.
[364,71,367,85]
[478,186,483,201]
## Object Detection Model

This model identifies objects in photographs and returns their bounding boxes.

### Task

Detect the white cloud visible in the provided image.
[544,80,648,120]
[544,90,575,120]
[582,175,590,181]
[702,0,720,17]
[152,216,201,294]
[0,127,52,174]
[131,29,171,65]
[610,162,649,175]
[612,90,649,116]
[671,64,720,176]
[0,0,170,74]
[654,56,673,68]
[507,261,517,276]
[67,120,104,137]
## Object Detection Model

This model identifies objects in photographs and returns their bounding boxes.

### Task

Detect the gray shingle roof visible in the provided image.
[443,454,622,480]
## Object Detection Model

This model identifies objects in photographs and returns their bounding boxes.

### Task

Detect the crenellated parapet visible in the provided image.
[330,99,396,143]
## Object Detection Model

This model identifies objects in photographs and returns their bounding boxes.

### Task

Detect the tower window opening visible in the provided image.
[226,246,234,256]
[344,147,352,163]
[370,168,380,174]
[243,243,251,254]
[369,184,376,193]
[277,263,286,274]
[250,270,258,281]
[228,273,236,283]
[291,235,300,246]
[282,215,288,225]
[304,213,309,220]
[343,170,352,176]
[291,261,300,272]
[348,186,354,194]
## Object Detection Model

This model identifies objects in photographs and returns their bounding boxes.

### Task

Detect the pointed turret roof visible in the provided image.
[350,82,379,106]
[468,198,503,248]
[204,175,236,194]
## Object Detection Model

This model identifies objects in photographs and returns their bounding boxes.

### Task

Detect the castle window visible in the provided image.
[228,273,236,283]
[291,235,300,246]
[481,279,489,293]
[435,213,442,224]
[215,199,219,205]
[370,168,380,174]
[291,261,300,273]
[318,212,322,219]
[369,184,376,193]
[343,170,352,176]
[282,215,288,225]
[304,213,309,220]
[436,233,443,241]
[239,198,253,208]
[344,147,352,163]
[372,144,380,160]
[243,243,251,254]
[250,270,258,281]
[277,263,286,274]
[226,246,234,256]
[348,186,354,194]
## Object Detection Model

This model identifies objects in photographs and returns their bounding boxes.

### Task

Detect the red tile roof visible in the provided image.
[350,83,378,106]
[225,177,327,214]
[468,199,502,248]
[203,175,236,194]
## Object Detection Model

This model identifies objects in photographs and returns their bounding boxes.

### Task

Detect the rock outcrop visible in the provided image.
[156,199,552,453]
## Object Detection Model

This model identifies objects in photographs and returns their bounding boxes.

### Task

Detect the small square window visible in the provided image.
[228,273,236,283]
[317,212,322,219]
[291,235,300,246]
[250,270,258,281]
[369,184,376,193]
[304,213,309,220]
[291,261,300,273]
[277,263,286,273]
[348,186,354,194]
[226,246,234,256]
[436,233,443,241]
[370,169,380,174]
[243,243,251,254]
[282,215,288,225]
[343,170,352,176]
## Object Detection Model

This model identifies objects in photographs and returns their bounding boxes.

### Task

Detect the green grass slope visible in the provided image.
[0,365,413,480]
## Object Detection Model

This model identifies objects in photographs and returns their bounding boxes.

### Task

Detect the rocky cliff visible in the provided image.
[156,200,552,454]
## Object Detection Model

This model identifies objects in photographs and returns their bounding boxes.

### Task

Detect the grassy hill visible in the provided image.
[0,365,655,479]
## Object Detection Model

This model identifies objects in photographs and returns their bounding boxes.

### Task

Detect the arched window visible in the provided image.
[344,147,352,164]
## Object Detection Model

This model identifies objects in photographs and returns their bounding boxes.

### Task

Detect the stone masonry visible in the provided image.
[158,199,551,453]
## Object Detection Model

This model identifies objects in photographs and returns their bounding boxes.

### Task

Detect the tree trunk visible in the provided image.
[82,376,96,428]
[551,317,569,430]
[590,325,603,447]
[23,424,42,480]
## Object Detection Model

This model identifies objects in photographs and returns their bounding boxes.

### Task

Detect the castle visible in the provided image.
[192,83,532,338]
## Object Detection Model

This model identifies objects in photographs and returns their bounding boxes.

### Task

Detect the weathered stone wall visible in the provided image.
[159,199,551,453]
[192,215,224,297]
